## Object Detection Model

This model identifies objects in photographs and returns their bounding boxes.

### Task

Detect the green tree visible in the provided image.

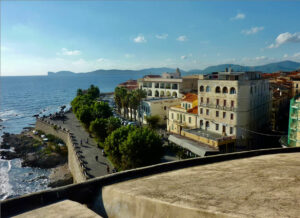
[106,116,121,136]
[77,88,83,96]
[89,118,108,141]
[87,85,100,99]
[93,101,112,119]
[77,105,94,127]
[114,87,122,114]
[145,115,161,129]
[104,126,163,170]
[135,89,147,123]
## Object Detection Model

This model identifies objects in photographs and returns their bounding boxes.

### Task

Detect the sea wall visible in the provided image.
[35,119,86,183]
[2,146,300,217]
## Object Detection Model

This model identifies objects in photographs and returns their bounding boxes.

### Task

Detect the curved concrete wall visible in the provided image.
[35,119,86,183]
[2,146,300,217]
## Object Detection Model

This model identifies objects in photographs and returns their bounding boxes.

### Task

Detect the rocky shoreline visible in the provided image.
[0,128,73,188]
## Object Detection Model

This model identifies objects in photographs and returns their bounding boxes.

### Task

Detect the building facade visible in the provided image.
[288,94,300,147]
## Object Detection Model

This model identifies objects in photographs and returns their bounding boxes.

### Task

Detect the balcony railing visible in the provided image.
[199,103,237,112]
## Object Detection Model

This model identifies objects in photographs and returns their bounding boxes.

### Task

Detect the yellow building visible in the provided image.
[167,93,199,134]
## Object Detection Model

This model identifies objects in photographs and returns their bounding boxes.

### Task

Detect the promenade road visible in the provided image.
[44,112,113,178]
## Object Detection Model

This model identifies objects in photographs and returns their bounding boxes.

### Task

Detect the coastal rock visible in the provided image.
[0,150,19,160]
[48,164,73,188]
[22,152,67,169]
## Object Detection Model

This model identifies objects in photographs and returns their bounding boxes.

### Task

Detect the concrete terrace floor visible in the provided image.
[45,112,113,177]
[101,153,300,218]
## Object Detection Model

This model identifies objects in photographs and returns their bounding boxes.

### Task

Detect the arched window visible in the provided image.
[215,86,221,93]
[230,87,236,94]
[155,90,159,97]
[199,86,204,92]
[147,90,152,96]
[160,91,165,97]
[172,92,178,98]
[222,87,228,94]
[166,91,171,97]
[205,121,210,128]
[206,86,210,92]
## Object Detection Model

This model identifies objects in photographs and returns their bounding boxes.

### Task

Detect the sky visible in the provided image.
[1,1,300,76]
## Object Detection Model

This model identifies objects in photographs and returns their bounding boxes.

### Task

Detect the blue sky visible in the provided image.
[1,1,300,76]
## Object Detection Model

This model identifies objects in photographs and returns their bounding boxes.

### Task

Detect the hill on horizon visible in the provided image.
[47,60,300,76]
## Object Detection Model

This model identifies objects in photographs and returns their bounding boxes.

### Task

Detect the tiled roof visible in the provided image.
[188,106,198,114]
[182,93,198,102]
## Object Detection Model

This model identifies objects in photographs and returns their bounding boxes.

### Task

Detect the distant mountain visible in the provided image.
[198,61,300,74]
[47,61,300,76]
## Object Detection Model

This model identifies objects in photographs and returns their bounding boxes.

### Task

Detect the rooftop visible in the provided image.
[182,93,198,102]
[103,152,300,218]
[187,106,198,114]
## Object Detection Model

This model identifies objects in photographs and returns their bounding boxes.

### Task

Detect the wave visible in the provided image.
[0,110,24,122]
[0,159,13,200]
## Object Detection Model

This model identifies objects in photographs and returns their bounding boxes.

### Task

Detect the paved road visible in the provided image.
[45,112,113,178]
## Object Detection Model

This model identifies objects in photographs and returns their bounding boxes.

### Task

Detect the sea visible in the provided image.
[0,72,146,200]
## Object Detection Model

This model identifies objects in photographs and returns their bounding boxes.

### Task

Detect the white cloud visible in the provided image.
[231,13,245,20]
[181,55,188,60]
[57,48,81,56]
[133,35,147,43]
[268,32,300,48]
[283,54,288,58]
[96,58,106,62]
[124,54,135,58]
[242,26,264,35]
[294,52,300,57]
[155,34,168,39]
[177,35,187,42]
[255,56,267,61]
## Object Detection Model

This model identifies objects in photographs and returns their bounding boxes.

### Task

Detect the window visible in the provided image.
[188,104,191,109]
[200,86,204,92]
[222,87,228,93]
[200,108,203,114]
[230,127,233,134]
[230,87,236,94]
[216,111,219,117]
[206,86,210,92]
[206,109,209,115]
[171,124,174,130]
[216,124,219,131]
[155,83,159,88]
[177,113,179,120]
[230,113,234,120]
[201,97,203,103]
[250,87,253,94]
[207,98,210,104]
[224,100,227,107]
[223,112,226,118]
[200,120,203,127]
[231,100,234,108]
[205,121,210,128]
[216,99,219,105]
[164,106,167,110]
[188,117,191,124]
[183,115,185,122]
[215,86,221,93]
[160,83,165,89]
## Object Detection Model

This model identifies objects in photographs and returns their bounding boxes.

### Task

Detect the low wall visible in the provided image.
[2,146,300,217]
[35,119,86,183]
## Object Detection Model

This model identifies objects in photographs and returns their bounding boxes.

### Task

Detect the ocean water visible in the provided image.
[0,72,145,200]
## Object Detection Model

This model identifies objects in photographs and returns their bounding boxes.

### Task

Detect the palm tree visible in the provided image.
[135,89,147,124]
[114,87,122,114]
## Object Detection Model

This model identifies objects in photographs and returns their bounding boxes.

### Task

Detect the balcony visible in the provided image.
[199,103,236,112]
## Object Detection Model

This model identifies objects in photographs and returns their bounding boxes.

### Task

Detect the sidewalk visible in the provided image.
[44,112,113,178]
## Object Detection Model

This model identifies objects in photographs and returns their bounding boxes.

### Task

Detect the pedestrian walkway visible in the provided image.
[45,112,113,178]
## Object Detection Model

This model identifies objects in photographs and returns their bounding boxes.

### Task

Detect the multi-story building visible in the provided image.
[137,68,199,99]
[167,93,198,134]
[117,79,138,91]
[288,94,300,147]
[197,69,271,148]
[137,97,181,125]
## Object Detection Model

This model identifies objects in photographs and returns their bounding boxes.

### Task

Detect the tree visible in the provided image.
[145,115,161,129]
[77,105,94,127]
[93,101,112,119]
[89,118,108,141]
[135,89,147,123]
[104,126,163,170]
[77,88,83,96]
[114,87,122,114]
[87,85,100,99]
[106,116,121,136]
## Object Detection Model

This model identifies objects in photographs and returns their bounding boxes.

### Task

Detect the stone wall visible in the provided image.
[2,146,300,217]
[35,119,86,183]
